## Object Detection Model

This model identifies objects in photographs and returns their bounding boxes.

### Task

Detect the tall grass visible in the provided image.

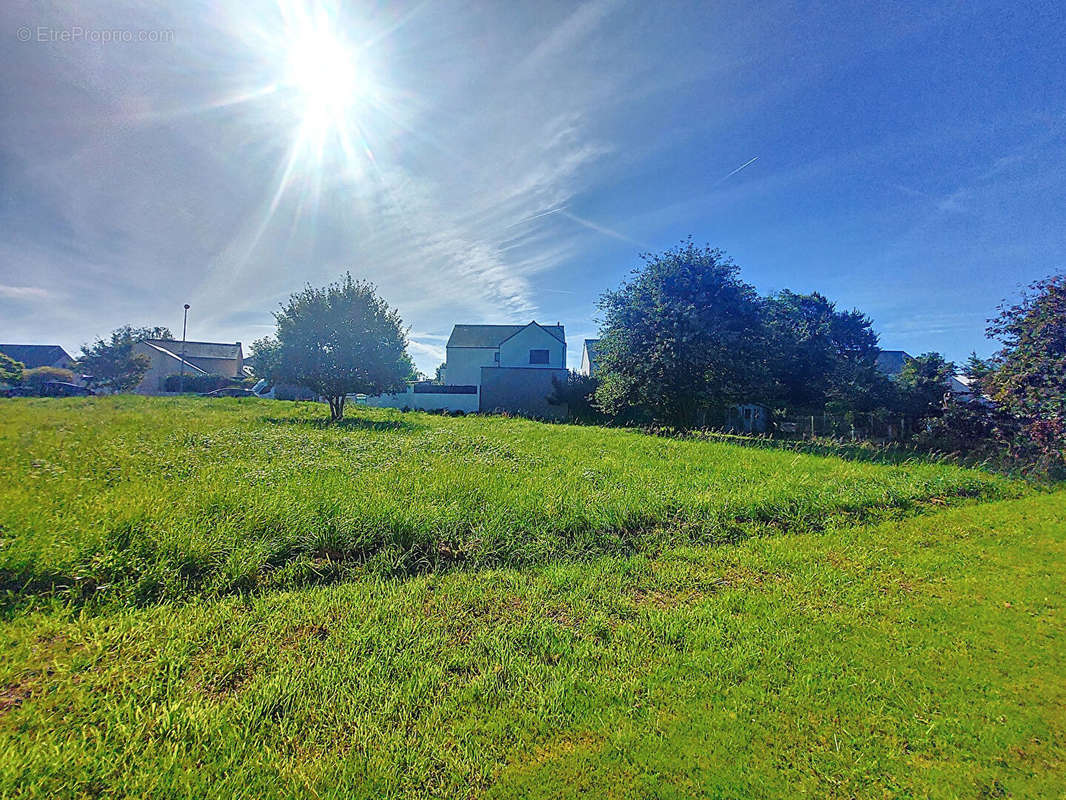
[1,492,1063,798]
[0,396,1024,604]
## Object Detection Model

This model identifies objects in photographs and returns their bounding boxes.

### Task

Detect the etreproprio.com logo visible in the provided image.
[17,25,175,43]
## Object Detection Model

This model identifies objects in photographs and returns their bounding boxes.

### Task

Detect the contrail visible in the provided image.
[714,155,759,185]
[559,210,646,247]
[508,206,567,227]
[509,206,646,247]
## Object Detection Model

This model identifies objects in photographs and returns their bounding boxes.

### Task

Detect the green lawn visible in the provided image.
[2,491,1063,798]
[0,397,1021,605]
[1,398,1061,798]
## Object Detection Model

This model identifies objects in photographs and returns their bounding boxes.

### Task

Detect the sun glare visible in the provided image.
[284,27,366,141]
[227,1,395,252]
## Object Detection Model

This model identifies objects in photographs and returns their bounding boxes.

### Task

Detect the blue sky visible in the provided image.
[1,0,1063,374]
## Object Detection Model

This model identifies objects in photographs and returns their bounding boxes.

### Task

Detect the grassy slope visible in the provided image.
[0,397,1022,603]
[2,492,1063,798]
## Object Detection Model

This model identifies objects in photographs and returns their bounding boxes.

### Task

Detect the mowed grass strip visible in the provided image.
[1,492,1062,798]
[0,396,1023,603]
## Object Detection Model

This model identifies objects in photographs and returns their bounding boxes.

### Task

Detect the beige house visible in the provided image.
[132,339,243,395]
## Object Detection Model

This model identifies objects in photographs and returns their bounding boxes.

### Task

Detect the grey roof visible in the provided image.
[0,344,74,368]
[144,339,242,360]
[447,322,565,348]
[583,338,600,358]
[875,350,913,376]
[949,374,974,394]
[140,341,208,374]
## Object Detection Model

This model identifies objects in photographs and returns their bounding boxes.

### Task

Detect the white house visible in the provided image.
[367,321,568,418]
[443,322,566,386]
[579,339,599,376]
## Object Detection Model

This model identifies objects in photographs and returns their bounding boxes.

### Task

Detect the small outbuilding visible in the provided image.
[726,403,769,434]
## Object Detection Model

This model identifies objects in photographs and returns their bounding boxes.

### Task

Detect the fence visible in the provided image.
[774,412,916,442]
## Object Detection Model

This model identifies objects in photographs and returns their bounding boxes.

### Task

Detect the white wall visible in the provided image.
[363,385,479,413]
[498,325,565,370]
[443,347,498,385]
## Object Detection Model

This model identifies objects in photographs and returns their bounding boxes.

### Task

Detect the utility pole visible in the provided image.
[179,304,190,393]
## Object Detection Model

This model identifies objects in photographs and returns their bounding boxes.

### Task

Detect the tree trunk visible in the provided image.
[328,395,346,421]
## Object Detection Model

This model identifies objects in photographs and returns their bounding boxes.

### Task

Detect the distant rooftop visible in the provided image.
[447,322,565,348]
[0,344,74,368]
[875,349,913,376]
[144,339,242,360]
[139,341,208,375]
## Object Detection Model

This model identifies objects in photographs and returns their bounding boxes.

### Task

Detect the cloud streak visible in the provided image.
[0,285,50,300]
[0,0,634,370]
[5,0,1058,374]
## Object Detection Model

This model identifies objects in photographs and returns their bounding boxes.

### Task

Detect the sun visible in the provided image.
[284,27,367,142]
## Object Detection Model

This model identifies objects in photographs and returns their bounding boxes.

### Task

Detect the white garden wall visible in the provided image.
[362,385,479,413]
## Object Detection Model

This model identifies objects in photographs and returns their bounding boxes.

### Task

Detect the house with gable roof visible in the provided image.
[443,322,566,384]
[449,322,567,416]
[445,321,567,418]
[366,321,568,418]
[131,338,243,394]
[875,348,983,402]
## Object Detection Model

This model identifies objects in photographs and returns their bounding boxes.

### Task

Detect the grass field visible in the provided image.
[1,397,1062,798]
[0,397,1022,606]
[1,488,1062,797]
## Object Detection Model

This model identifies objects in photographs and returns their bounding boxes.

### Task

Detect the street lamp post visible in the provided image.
[179,304,190,393]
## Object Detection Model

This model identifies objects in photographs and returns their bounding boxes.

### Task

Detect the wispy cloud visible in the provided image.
[0,285,50,300]
[407,337,446,366]
[0,0,631,369]
[936,188,969,214]
[510,205,645,247]
[518,0,621,74]
[410,332,449,342]
[879,310,979,337]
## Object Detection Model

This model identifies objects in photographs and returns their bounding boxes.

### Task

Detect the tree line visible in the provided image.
[1,277,415,419]
[576,240,945,426]
[560,239,1064,473]
[2,240,1061,470]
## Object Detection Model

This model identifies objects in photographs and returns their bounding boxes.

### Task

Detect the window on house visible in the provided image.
[529,349,550,365]
[494,351,499,362]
